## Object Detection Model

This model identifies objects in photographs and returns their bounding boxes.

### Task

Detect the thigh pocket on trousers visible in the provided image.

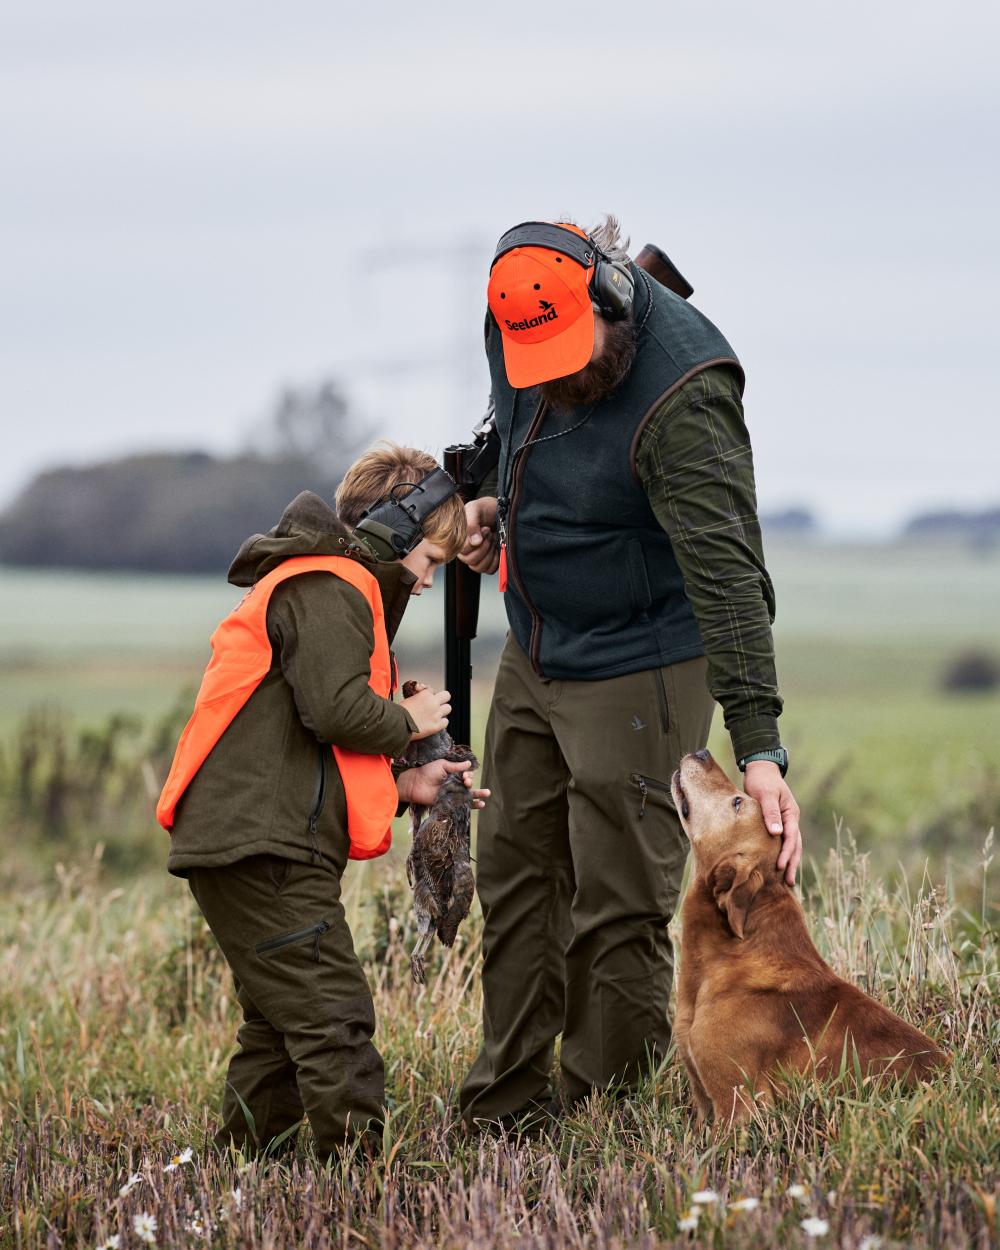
[255,920,331,964]
[631,772,675,821]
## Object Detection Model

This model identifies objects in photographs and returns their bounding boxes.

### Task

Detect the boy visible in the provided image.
[158,443,483,1158]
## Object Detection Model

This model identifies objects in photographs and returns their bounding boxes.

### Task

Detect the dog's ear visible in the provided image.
[710,857,764,940]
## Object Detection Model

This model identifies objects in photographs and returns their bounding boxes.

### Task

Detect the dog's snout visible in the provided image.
[693,748,712,765]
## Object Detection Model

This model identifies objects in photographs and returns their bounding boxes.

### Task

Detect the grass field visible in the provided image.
[1,543,998,1247]
[0,830,996,1248]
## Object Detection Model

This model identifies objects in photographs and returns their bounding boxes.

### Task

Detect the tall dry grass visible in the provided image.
[0,831,997,1249]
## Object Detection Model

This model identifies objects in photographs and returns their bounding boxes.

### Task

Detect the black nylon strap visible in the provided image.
[491,221,595,270]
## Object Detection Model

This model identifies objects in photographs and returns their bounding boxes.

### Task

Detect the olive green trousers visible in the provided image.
[188,852,382,1158]
[459,637,715,1126]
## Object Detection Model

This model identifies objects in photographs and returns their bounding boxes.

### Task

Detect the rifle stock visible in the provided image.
[443,242,692,744]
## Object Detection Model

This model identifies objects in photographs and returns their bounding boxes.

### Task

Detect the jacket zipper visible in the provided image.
[255,920,331,963]
[307,743,328,863]
[632,772,673,819]
[502,398,549,676]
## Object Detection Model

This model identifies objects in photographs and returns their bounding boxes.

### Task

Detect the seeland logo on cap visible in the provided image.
[504,302,558,333]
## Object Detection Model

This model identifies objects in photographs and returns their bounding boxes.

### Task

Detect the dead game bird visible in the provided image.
[398,680,478,984]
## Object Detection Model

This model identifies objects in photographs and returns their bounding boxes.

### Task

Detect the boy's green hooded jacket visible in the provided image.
[166,491,417,877]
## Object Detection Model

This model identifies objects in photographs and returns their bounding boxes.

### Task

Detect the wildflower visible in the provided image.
[677,1209,701,1231]
[787,1183,808,1200]
[728,1196,760,1212]
[186,1217,215,1237]
[826,1190,837,1205]
[231,1187,243,1210]
[132,1213,157,1244]
[858,1237,883,1250]
[692,1189,719,1205]
[118,1173,142,1197]
[96,1237,121,1250]
[801,1216,830,1237]
[164,1147,194,1173]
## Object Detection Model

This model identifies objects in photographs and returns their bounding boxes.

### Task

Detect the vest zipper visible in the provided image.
[307,743,328,863]
[255,920,331,962]
[632,772,672,819]
[503,398,549,677]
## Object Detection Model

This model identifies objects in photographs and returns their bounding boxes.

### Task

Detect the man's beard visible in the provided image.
[539,315,638,411]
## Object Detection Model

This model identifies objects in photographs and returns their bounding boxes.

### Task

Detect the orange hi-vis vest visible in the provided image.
[156,555,398,861]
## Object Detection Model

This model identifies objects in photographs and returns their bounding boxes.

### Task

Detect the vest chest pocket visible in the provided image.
[255,920,331,963]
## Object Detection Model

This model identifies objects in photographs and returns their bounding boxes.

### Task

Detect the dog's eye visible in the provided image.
[732,796,742,811]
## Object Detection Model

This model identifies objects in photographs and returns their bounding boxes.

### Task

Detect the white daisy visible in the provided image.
[132,1212,157,1244]
[164,1147,194,1173]
[787,1183,808,1200]
[677,1211,700,1231]
[691,1189,718,1205]
[801,1216,830,1237]
[96,1237,121,1250]
[728,1196,760,1212]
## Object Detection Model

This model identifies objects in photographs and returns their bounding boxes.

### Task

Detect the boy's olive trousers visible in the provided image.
[459,637,715,1126]
[188,853,382,1158]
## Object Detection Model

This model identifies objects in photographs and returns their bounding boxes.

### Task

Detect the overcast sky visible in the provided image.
[2,0,996,534]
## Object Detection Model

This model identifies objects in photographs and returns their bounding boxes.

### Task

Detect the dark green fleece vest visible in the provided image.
[488,266,742,680]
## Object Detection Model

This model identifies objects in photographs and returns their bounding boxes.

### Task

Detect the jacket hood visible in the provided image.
[228,491,416,641]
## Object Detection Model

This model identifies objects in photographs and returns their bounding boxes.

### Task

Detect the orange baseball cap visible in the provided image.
[487,222,596,388]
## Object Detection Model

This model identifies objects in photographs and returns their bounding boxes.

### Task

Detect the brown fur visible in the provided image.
[671,750,947,1125]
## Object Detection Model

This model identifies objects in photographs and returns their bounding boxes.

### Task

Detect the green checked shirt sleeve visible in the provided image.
[634,364,783,761]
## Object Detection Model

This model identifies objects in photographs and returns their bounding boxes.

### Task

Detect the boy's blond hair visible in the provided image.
[335,442,467,560]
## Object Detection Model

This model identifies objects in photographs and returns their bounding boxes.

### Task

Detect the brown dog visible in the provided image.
[671,749,946,1125]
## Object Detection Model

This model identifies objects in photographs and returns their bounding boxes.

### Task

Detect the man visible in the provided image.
[457,218,802,1128]
[160,443,486,1158]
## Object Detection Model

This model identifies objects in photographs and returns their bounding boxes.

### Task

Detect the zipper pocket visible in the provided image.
[307,743,329,863]
[631,772,672,819]
[255,920,331,963]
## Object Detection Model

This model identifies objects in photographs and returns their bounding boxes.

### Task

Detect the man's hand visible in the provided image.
[401,686,451,740]
[459,497,500,575]
[396,759,490,809]
[743,760,802,885]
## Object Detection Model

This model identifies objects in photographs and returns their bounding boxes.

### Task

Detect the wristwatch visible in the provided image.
[737,747,789,778]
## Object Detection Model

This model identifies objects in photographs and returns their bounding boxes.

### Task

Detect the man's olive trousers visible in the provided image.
[188,853,382,1158]
[459,637,715,1125]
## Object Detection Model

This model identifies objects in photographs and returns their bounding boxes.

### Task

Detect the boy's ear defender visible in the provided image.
[352,468,460,561]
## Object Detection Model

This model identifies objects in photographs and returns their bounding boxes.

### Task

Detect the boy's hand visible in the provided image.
[396,759,490,809]
[401,685,451,740]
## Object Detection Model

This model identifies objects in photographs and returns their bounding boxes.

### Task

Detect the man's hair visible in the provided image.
[556,212,631,265]
[335,441,467,560]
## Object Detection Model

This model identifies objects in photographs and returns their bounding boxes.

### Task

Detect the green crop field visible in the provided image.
[1,544,998,1248]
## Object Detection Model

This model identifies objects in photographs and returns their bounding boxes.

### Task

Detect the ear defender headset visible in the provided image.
[491,221,636,321]
[351,468,460,562]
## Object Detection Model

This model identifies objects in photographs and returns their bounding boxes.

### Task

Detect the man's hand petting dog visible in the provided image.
[743,759,802,884]
[396,759,489,810]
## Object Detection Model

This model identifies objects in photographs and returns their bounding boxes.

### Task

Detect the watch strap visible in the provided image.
[738,748,788,778]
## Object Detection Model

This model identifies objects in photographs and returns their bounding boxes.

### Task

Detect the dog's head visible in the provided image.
[672,749,780,939]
